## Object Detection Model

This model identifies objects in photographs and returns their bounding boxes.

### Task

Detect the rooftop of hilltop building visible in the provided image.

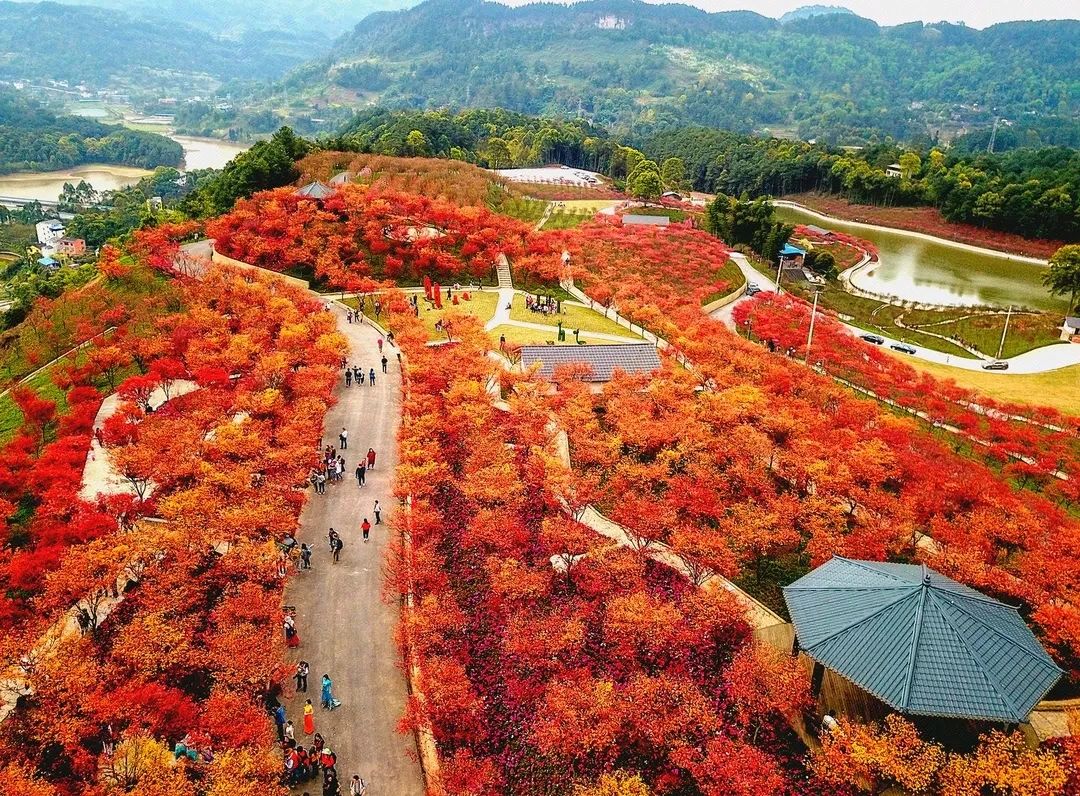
[294,180,335,199]
[520,343,661,384]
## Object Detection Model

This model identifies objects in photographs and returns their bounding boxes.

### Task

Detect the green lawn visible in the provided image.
[557,200,621,213]
[787,282,974,358]
[900,309,1062,359]
[892,354,1080,417]
[490,324,640,348]
[786,278,1063,360]
[496,197,549,224]
[540,209,594,230]
[351,290,500,337]
[509,294,642,339]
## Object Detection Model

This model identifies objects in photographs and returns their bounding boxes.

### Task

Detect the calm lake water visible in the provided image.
[0,136,248,204]
[774,205,1062,312]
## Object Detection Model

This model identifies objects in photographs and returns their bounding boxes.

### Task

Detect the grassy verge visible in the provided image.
[889,353,1080,417]
[541,209,594,230]
[490,324,639,348]
[509,295,642,338]
[899,308,1062,359]
[786,281,984,358]
[350,290,500,338]
[625,206,689,222]
[496,197,549,224]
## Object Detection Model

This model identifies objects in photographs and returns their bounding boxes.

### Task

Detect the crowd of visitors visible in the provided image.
[277,301,392,794]
[525,293,562,315]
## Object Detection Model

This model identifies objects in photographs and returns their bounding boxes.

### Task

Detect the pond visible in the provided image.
[0,135,249,204]
[773,204,1064,312]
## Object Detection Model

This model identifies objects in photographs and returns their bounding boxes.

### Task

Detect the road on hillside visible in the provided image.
[282,304,423,793]
[715,254,1080,374]
[178,240,422,792]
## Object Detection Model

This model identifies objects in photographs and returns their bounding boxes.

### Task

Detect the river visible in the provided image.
[773,204,1063,312]
[0,136,248,204]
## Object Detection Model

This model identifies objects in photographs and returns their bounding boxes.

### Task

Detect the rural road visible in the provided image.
[716,253,1080,375]
[281,303,423,793]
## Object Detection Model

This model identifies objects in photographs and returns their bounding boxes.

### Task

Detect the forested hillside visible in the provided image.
[0,88,182,174]
[37,0,411,38]
[0,0,325,87]
[327,109,1080,241]
[299,0,1079,144]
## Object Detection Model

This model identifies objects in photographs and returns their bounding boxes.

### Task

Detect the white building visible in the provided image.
[35,220,66,247]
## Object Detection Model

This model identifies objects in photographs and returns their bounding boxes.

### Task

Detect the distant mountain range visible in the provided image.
[778,5,856,24]
[284,0,1078,145]
[0,1,327,88]
[24,0,413,39]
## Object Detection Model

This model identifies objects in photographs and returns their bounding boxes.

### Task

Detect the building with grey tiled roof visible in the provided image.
[519,343,660,383]
[294,180,334,200]
[784,557,1061,723]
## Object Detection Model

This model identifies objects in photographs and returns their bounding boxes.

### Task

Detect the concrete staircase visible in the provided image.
[496,254,513,289]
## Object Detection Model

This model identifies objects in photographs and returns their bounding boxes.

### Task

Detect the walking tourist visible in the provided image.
[284,613,300,648]
[362,517,370,543]
[300,544,312,569]
[303,699,315,734]
[355,461,366,487]
[295,660,309,692]
[339,428,348,449]
[321,674,339,710]
[366,448,376,470]
[285,720,295,742]
[345,369,351,387]
[350,774,367,795]
[381,355,388,373]
[373,499,381,525]
[331,534,343,564]
[369,368,376,386]
[273,704,286,742]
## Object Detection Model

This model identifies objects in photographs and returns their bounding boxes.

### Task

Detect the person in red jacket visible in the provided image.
[361,518,371,543]
[366,447,376,470]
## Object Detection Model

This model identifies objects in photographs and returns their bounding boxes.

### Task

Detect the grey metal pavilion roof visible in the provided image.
[294,180,334,199]
[519,343,660,382]
[783,557,1062,723]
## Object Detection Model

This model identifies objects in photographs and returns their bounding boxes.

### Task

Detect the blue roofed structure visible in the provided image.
[783,557,1061,723]
[779,243,806,257]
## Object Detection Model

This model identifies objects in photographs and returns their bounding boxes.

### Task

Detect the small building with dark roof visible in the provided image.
[294,180,334,200]
[520,343,660,386]
[1064,316,1080,336]
[784,557,1062,725]
[804,224,834,238]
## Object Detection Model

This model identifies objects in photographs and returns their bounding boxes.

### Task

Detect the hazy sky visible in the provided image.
[497,0,1078,29]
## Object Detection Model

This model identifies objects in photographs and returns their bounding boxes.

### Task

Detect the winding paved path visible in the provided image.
[281,306,422,793]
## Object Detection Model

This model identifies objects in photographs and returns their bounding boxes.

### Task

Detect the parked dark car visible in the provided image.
[890,343,916,354]
[982,360,1009,370]
[859,334,885,345]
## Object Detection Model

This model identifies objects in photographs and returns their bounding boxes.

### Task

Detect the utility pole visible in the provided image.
[996,305,1012,359]
[774,255,784,295]
[805,289,822,361]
